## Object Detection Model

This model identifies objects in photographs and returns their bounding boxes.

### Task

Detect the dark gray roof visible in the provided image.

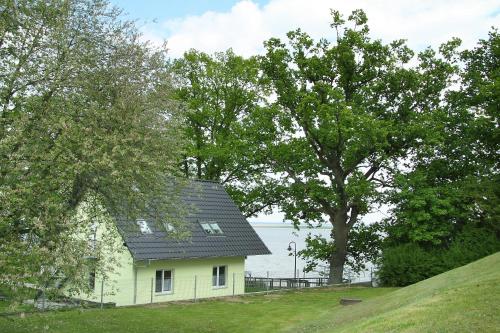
[116,180,271,260]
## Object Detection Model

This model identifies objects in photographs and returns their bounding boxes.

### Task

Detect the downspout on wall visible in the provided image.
[133,266,137,305]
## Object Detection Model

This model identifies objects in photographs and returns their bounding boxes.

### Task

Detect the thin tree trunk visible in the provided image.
[195,131,203,179]
[183,155,189,177]
[196,157,202,179]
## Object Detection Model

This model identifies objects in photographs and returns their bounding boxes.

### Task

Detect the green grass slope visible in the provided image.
[290,252,500,333]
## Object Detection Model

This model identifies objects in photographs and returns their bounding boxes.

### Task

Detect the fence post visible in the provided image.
[232,273,235,296]
[100,279,104,309]
[41,286,46,311]
[193,275,197,302]
[150,277,153,304]
[266,271,270,294]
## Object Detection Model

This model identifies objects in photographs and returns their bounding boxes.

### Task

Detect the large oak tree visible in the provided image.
[255,10,455,283]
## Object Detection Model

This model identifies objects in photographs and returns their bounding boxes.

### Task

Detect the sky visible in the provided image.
[109,0,499,223]
[111,0,499,59]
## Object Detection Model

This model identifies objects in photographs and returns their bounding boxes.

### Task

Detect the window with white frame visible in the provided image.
[209,223,222,234]
[200,221,224,235]
[212,266,226,287]
[155,270,173,293]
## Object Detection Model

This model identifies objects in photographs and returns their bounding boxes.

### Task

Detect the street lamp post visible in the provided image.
[287,241,297,285]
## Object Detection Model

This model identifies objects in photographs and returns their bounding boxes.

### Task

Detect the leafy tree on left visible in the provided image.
[0,0,185,300]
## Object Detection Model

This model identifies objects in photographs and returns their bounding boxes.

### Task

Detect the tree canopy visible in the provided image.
[172,49,281,217]
[0,0,185,297]
[384,30,499,245]
[252,9,460,282]
[381,30,499,258]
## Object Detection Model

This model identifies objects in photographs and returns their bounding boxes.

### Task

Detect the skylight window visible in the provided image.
[200,222,223,235]
[209,223,223,234]
[200,223,213,234]
[136,219,152,234]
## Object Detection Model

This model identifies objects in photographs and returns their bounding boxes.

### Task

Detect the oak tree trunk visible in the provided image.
[329,211,349,284]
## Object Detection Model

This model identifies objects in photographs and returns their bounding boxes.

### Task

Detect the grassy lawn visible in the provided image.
[2,253,497,333]
[0,287,37,315]
[288,252,500,333]
[0,302,33,315]
[0,287,393,333]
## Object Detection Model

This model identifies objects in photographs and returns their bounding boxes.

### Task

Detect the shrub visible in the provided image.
[377,244,441,286]
[378,226,500,287]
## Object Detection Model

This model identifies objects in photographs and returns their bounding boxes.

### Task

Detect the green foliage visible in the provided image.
[171,49,280,217]
[299,223,383,274]
[379,226,500,287]
[381,30,499,283]
[444,225,500,265]
[0,0,185,299]
[378,244,444,287]
[384,172,499,247]
[254,9,453,282]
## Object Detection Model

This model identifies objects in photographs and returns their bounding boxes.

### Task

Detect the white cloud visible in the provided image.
[144,0,499,58]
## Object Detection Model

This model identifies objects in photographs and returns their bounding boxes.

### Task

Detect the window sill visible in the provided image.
[155,291,173,296]
[212,285,227,290]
